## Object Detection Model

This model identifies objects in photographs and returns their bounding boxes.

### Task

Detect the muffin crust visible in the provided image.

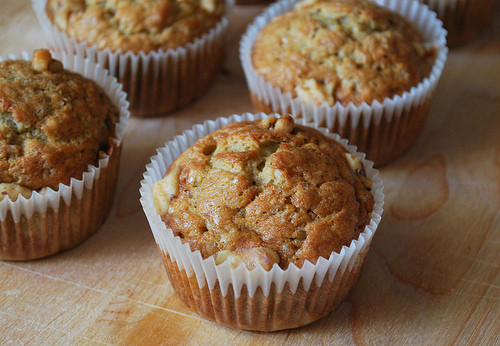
[251,0,433,106]
[0,50,119,200]
[47,0,226,53]
[153,115,374,269]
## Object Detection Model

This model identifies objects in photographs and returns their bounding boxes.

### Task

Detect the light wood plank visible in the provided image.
[1,0,499,344]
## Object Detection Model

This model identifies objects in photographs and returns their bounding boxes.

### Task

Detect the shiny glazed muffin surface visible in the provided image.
[252,0,433,106]
[153,115,375,269]
[0,50,119,199]
[47,0,226,53]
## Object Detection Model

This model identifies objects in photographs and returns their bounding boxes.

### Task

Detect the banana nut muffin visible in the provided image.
[0,49,119,201]
[46,0,226,53]
[153,115,374,270]
[251,0,434,106]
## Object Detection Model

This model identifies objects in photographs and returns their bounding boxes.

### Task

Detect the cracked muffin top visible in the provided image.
[251,0,434,106]
[152,115,374,270]
[47,0,226,53]
[0,49,119,201]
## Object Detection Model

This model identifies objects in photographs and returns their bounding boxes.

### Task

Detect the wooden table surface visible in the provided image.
[1,1,499,344]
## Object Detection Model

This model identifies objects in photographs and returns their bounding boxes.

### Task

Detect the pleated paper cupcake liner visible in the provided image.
[139,113,384,331]
[0,51,130,261]
[240,0,448,165]
[33,0,229,117]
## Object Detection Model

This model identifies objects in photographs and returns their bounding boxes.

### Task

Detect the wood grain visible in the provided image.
[1,0,499,344]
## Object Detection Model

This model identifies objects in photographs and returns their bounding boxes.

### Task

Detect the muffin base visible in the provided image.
[161,246,368,331]
[0,144,121,261]
[115,25,228,117]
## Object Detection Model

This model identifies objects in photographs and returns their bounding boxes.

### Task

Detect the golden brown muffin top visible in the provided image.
[47,0,226,53]
[251,0,434,106]
[153,115,374,269]
[0,50,119,201]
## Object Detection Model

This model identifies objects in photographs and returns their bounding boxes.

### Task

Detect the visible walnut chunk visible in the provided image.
[32,49,63,73]
[0,183,33,202]
[153,166,181,215]
[260,116,278,130]
[259,115,295,133]
[215,247,280,271]
[345,152,362,172]
[274,115,295,133]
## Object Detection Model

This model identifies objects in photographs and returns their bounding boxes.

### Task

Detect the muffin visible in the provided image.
[0,50,129,261]
[34,0,229,117]
[420,0,500,46]
[140,113,384,331]
[240,0,448,165]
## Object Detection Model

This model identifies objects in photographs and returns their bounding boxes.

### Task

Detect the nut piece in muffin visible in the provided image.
[46,0,226,53]
[0,49,119,201]
[153,115,374,270]
[251,0,434,106]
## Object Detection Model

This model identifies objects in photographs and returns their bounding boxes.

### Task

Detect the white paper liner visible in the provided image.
[32,0,230,117]
[0,51,130,259]
[140,113,384,300]
[239,0,448,164]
